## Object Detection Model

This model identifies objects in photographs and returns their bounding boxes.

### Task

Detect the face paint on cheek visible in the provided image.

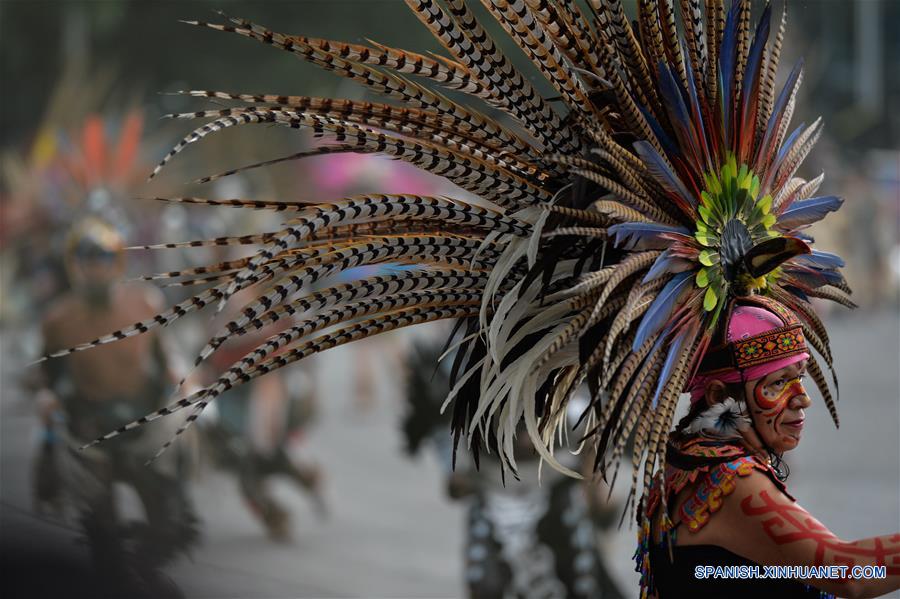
[753,378,805,424]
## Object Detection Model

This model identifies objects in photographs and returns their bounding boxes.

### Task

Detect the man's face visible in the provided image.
[743,359,811,452]
[69,250,123,301]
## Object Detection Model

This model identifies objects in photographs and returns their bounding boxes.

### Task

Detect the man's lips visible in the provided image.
[782,418,805,430]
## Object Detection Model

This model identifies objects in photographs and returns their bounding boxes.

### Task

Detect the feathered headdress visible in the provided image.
[37,0,850,523]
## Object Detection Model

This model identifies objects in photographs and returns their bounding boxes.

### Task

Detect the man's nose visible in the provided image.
[790,383,812,408]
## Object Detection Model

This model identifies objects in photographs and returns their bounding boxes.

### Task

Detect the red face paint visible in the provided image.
[753,377,805,420]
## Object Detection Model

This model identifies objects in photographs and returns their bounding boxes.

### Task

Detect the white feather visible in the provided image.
[684,398,751,437]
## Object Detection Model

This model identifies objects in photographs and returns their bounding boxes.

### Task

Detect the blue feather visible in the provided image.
[639,332,667,399]
[681,41,712,171]
[781,267,831,290]
[657,62,690,124]
[775,123,806,164]
[778,196,843,229]
[719,0,742,144]
[632,272,692,352]
[637,104,680,159]
[792,265,845,288]
[772,123,806,170]
[742,4,772,99]
[651,326,692,408]
[633,141,696,209]
[816,268,846,286]
[657,61,691,136]
[756,59,804,167]
[782,284,810,302]
[739,3,771,156]
[643,249,675,283]
[658,60,705,170]
[794,250,845,270]
[643,249,694,283]
[608,222,691,251]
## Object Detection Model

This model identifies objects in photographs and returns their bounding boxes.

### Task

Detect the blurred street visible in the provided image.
[1,309,898,598]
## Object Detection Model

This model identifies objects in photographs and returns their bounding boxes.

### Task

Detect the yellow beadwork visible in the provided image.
[680,457,756,532]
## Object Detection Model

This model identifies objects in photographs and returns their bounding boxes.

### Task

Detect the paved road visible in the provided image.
[2,311,898,598]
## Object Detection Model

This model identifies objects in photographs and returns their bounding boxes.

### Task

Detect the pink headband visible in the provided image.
[688,305,809,402]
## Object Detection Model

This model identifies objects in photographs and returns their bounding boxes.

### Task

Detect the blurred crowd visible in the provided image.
[0,61,447,593]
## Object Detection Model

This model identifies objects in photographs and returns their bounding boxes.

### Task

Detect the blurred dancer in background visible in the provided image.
[306,152,453,414]
[34,217,197,597]
[200,284,326,541]
[402,339,624,599]
[1,108,147,325]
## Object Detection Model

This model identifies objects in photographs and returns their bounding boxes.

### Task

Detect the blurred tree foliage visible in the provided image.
[1,0,896,152]
[0,1,440,146]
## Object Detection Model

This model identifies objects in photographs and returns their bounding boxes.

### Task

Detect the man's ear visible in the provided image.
[704,380,727,408]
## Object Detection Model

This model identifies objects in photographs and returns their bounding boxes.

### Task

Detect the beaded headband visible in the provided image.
[696,297,809,376]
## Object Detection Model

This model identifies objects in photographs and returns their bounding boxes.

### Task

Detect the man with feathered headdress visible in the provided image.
[37,1,900,596]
